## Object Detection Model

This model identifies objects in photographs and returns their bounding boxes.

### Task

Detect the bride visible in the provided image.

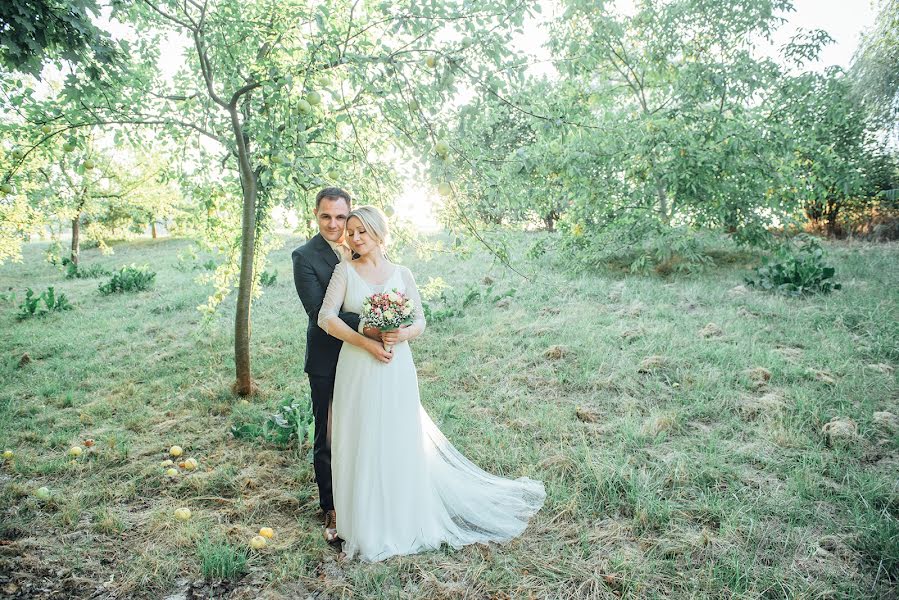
[317,205,545,562]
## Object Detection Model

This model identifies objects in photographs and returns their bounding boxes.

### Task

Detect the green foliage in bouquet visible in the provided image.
[98,265,156,295]
[746,237,842,296]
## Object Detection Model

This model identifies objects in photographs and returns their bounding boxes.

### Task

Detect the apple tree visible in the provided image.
[5,0,536,395]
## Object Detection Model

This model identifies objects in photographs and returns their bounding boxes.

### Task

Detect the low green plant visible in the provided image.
[230,396,313,448]
[17,287,73,319]
[197,536,248,580]
[630,227,714,275]
[259,270,277,287]
[421,282,516,323]
[745,237,842,296]
[62,258,111,279]
[98,265,156,295]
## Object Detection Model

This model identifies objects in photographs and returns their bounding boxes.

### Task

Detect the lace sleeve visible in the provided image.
[401,266,426,337]
[318,261,348,335]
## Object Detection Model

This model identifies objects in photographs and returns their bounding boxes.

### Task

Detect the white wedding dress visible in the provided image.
[318,261,545,562]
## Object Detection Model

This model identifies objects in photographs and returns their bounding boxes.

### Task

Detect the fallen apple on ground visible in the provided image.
[259,527,274,539]
[2,450,12,459]
[35,487,50,500]
[68,446,83,457]
[250,535,267,549]
[165,468,179,478]
[169,445,183,457]
[174,507,192,521]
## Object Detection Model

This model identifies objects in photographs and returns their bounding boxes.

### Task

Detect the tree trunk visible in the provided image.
[652,170,670,225]
[151,220,157,239]
[544,213,555,232]
[70,214,80,266]
[230,107,258,397]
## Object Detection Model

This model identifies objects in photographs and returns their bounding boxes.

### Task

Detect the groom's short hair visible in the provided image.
[315,187,352,209]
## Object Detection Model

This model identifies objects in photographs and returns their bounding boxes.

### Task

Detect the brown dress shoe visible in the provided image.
[323,509,339,543]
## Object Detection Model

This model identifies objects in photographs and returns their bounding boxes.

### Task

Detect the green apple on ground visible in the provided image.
[174,507,192,521]
[35,487,50,500]
[2,450,13,459]
[250,535,267,549]
[165,468,179,478]
[68,446,83,457]
[169,445,183,457]
[160,459,174,467]
[259,527,274,539]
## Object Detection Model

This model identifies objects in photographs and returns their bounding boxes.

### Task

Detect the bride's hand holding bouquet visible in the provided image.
[361,289,415,352]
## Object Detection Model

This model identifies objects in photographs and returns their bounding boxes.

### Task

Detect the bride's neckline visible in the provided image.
[346,261,397,287]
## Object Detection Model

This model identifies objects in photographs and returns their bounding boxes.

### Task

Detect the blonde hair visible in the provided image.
[347,205,390,249]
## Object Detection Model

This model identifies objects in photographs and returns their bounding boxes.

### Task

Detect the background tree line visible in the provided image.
[1,0,897,393]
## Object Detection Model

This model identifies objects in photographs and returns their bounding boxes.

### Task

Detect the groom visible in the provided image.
[292,187,379,542]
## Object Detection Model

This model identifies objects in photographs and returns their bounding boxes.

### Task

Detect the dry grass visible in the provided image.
[0,233,897,598]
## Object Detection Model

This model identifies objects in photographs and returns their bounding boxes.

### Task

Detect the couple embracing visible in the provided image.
[292,187,545,562]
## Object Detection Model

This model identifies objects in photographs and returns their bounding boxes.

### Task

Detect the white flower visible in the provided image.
[383,310,395,320]
[402,305,413,315]
[387,292,400,303]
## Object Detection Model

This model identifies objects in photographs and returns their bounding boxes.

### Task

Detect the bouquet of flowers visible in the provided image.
[361,289,415,351]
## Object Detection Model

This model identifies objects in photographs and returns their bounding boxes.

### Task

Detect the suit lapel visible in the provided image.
[313,233,339,271]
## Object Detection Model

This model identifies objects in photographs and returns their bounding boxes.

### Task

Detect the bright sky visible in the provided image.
[769,0,877,70]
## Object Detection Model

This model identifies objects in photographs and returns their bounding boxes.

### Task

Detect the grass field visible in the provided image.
[0,233,897,599]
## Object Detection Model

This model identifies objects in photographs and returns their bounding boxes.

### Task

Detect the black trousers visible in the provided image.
[308,374,335,512]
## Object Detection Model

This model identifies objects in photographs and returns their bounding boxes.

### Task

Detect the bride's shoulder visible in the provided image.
[394,263,414,277]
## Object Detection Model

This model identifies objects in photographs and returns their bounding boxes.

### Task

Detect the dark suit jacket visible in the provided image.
[292,233,361,377]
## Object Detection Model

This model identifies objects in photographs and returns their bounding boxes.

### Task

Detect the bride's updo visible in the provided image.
[347,205,390,249]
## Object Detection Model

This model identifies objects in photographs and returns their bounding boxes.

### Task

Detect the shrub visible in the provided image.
[17,287,73,319]
[745,236,841,296]
[62,258,110,279]
[98,265,156,295]
[258,270,277,287]
[230,396,313,448]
